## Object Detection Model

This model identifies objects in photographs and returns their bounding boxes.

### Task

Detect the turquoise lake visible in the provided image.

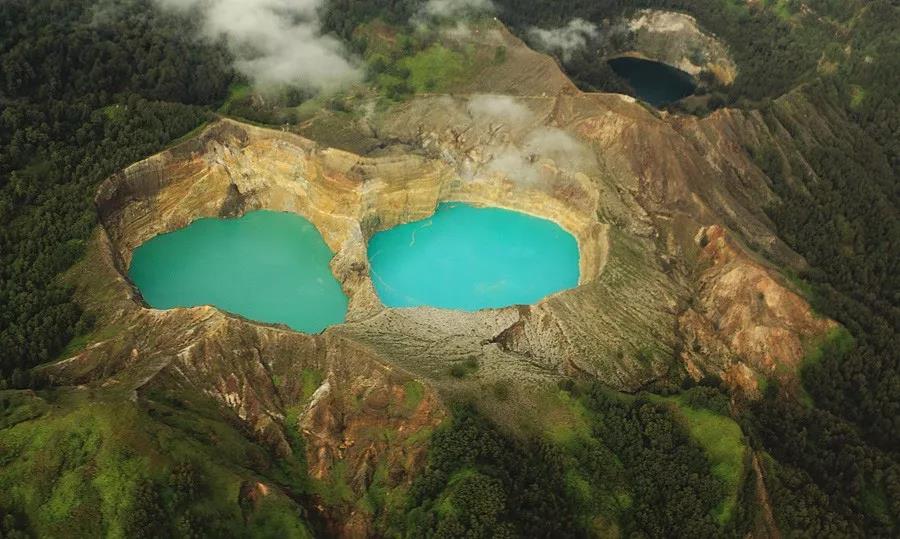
[128,210,348,333]
[608,56,697,107]
[367,203,580,310]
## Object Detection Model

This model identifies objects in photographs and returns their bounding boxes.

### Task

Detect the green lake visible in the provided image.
[367,203,580,311]
[128,210,348,333]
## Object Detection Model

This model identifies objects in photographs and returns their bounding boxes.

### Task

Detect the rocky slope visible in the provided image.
[42,19,836,535]
[614,9,737,85]
[50,227,445,538]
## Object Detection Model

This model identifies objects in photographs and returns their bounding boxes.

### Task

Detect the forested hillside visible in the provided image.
[0,0,234,383]
[737,5,900,532]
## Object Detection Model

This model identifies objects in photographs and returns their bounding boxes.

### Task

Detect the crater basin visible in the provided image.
[608,56,697,106]
[367,203,580,311]
[128,210,348,333]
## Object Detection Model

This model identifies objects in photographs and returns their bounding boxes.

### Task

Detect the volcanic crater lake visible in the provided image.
[367,203,580,311]
[608,56,697,107]
[128,210,348,333]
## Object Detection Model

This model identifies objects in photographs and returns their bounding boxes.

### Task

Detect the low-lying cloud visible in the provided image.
[466,94,535,127]
[523,127,591,165]
[485,127,595,185]
[460,95,594,185]
[485,148,543,185]
[527,18,599,62]
[419,0,495,19]
[154,0,361,92]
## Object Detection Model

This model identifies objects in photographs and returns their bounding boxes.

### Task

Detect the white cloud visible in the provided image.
[527,18,599,62]
[523,127,590,164]
[484,127,594,185]
[420,0,495,19]
[154,0,361,92]
[466,94,535,127]
[485,147,543,184]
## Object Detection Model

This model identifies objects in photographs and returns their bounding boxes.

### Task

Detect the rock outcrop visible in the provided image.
[615,9,737,85]
[678,225,834,393]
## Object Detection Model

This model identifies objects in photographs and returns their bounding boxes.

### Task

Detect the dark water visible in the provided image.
[128,210,348,333]
[367,203,580,311]
[608,57,697,107]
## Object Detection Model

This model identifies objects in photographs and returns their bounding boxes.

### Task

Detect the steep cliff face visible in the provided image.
[679,225,834,393]
[43,19,838,536]
[616,9,737,85]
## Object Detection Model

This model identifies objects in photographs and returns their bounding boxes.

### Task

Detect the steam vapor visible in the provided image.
[419,0,496,19]
[527,18,599,62]
[466,96,594,185]
[154,0,361,91]
[466,94,535,127]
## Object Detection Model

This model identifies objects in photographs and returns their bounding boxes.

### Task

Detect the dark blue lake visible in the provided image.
[608,57,697,107]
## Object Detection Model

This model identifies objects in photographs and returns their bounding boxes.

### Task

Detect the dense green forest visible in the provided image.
[0,0,898,537]
[0,0,234,383]
[398,387,747,538]
[322,0,852,107]
[490,0,820,104]
[407,374,899,538]
[738,5,900,532]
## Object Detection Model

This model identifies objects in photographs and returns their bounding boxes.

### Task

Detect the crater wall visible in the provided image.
[614,9,737,85]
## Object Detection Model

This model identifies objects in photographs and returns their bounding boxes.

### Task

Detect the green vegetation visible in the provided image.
[489,0,819,105]
[363,30,478,100]
[1,1,897,537]
[398,44,472,92]
[0,389,316,537]
[801,326,856,370]
[400,385,748,538]
[0,0,234,384]
[531,387,595,448]
[218,82,253,114]
[690,2,900,535]
[320,0,418,41]
[448,357,479,379]
[768,0,795,22]
[403,380,425,411]
[56,323,124,361]
[356,460,409,520]
[299,368,325,401]
[849,85,867,109]
[750,393,900,536]
[748,41,898,440]
[313,461,355,506]
[651,391,746,523]
[744,73,900,533]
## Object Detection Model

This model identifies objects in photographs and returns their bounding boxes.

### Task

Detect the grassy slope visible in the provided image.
[530,386,747,529]
[650,394,747,524]
[537,387,747,526]
[399,44,474,93]
[0,388,313,537]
